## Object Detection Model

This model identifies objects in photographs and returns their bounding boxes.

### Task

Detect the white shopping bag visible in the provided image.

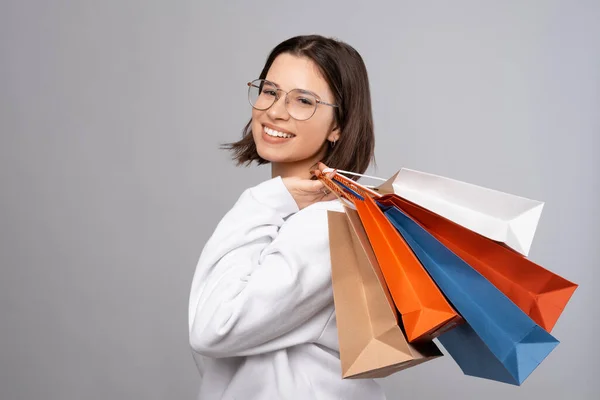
[375,168,544,256]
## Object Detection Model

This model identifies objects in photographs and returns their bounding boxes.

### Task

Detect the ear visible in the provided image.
[327,126,341,144]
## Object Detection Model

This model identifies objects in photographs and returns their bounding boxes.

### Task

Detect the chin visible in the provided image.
[256,146,292,164]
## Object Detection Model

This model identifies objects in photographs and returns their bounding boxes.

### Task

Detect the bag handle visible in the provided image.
[323,168,387,183]
[318,173,359,207]
[324,169,383,199]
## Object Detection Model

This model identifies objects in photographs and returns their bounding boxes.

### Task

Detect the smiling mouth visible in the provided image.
[264,126,295,139]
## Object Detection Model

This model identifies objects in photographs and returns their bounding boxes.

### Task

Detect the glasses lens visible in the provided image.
[248,79,277,110]
[286,89,317,120]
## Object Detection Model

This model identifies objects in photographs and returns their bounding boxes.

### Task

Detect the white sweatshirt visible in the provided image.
[188,177,385,400]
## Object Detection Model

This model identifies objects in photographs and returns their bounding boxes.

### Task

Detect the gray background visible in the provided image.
[1,0,598,399]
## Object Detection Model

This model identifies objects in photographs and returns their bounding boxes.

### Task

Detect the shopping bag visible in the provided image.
[376,168,544,256]
[327,210,442,379]
[323,174,462,343]
[379,194,577,332]
[381,204,559,385]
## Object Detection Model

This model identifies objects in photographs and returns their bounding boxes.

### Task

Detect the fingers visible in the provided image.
[307,180,336,199]
[296,179,324,193]
[310,167,336,195]
[311,162,337,180]
[317,162,336,179]
[315,181,338,201]
[296,172,337,201]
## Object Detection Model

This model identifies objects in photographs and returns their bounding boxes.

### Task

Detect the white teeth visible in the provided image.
[264,126,294,139]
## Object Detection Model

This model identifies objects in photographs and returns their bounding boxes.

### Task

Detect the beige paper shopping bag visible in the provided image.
[328,209,442,379]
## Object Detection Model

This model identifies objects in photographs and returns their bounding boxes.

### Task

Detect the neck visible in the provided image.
[271,160,314,180]
[271,147,328,180]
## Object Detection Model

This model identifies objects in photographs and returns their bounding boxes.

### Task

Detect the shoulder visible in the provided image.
[240,176,344,244]
[258,200,342,275]
[276,199,344,247]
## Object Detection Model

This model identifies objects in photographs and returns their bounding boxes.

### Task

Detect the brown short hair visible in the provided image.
[222,35,375,178]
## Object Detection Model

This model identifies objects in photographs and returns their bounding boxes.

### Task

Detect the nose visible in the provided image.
[266,91,290,120]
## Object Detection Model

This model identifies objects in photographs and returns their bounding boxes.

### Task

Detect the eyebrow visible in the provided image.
[264,79,322,99]
[262,79,280,88]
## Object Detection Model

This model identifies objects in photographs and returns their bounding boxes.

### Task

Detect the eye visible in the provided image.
[296,97,315,106]
[261,89,277,97]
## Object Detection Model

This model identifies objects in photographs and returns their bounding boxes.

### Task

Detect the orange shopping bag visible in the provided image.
[379,194,578,332]
[320,173,462,342]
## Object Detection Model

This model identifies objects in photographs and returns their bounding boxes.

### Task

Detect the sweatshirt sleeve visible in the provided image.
[188,176,336,358]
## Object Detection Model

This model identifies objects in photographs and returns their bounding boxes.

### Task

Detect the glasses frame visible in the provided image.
[247,79,339,121]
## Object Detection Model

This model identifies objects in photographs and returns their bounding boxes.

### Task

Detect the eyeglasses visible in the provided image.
[247,79,338,121]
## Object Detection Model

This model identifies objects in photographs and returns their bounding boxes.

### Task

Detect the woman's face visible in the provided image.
[251,53,340,168]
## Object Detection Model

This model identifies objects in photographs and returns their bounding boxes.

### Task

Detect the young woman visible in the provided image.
[188,35,384,399]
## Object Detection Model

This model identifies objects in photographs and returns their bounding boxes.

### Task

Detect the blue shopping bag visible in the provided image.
[381,204,559,386]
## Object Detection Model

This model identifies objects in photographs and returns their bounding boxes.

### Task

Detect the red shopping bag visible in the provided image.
[379,194,578,332]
